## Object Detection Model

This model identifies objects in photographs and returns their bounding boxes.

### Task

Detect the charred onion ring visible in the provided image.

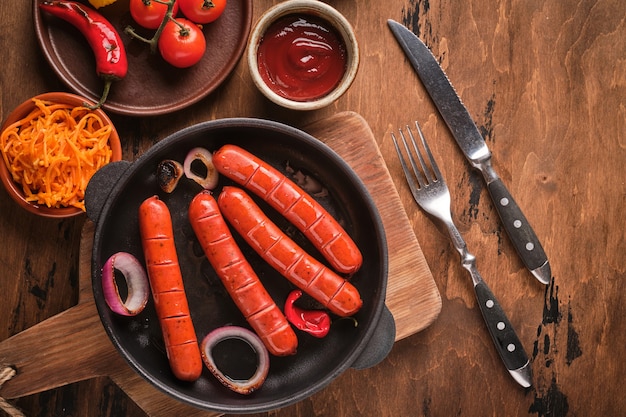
[157,159,184,193]
[184,147,218,189]
[201,326,270,394]
[102,252,149,316]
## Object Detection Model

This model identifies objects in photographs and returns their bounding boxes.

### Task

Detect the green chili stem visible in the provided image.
[85,78,113,110]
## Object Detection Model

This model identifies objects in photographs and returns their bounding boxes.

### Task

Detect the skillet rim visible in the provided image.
[89,117,389,413]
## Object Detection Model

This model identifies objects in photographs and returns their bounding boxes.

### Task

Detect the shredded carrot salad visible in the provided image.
[0,99,114,211]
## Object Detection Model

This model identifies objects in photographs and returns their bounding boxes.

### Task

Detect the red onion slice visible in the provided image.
[184,147,219,189]
[201,326,270,394]
[102,252,149,316]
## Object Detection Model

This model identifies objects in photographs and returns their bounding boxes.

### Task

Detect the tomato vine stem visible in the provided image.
[124,0,178,54]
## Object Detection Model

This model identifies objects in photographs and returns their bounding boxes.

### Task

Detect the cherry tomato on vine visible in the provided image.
[130,0,179,30]
[158,18,206,68]
[178,0,227,24]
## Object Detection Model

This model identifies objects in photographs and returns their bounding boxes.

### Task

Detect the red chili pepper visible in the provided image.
[284,290,331,338]
[40,1,128,109]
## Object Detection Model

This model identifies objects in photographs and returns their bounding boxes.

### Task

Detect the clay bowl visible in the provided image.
[247,0,360,110]
[0,92,122,218]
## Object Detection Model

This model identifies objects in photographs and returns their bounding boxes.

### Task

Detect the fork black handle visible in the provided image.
[474,280,532,385]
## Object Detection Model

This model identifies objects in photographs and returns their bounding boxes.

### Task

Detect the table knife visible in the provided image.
[388,19,551,285]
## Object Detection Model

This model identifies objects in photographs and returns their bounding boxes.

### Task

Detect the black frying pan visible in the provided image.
[85,118,395,413]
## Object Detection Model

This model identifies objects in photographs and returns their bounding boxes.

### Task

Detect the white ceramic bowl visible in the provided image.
[247,0,359,111]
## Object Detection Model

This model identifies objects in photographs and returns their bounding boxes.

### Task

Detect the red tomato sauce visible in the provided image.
[257,14,347,102]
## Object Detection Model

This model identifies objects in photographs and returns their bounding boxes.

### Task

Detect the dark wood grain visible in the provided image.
[1,0,625,416]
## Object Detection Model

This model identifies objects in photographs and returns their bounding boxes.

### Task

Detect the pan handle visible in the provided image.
[350,304,396,370]
[85,160,131,224]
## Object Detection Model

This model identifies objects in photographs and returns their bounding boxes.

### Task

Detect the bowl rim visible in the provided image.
[0,92,122,218]
[247,0,360,111]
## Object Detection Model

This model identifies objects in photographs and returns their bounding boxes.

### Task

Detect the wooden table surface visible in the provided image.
[1,1,624,416]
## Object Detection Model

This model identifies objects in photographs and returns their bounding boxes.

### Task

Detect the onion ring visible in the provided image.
[184,147,219,189]
[157,159,184,193]
[201,326,270,394]
[102,252,149,316]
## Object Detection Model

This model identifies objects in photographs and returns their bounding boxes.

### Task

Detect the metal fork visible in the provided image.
[392,122,532,388]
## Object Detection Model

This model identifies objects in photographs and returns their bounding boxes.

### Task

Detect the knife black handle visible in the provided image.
[474,280,530,373]
[487,178,550,280]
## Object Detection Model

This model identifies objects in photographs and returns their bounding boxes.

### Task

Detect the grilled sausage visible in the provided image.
[212,144,363,276]
[217,186,362,317]
[138,195,203,382]
[188,190,298,356]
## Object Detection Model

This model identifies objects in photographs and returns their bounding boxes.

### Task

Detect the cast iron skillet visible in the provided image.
[85,118,395,413]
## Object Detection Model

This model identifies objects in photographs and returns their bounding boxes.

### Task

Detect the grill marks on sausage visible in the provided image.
[189,191,298,357]
[213,144,363,276]
[139,196,203,381]
[217,186,362,317]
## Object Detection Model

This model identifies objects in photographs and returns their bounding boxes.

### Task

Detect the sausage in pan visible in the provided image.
[188,190,298,356]
[138,195,203,382]
[217,186,362,317]
[212,144,362,276]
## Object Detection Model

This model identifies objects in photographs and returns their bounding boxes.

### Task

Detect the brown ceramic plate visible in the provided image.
[33,0,253,116]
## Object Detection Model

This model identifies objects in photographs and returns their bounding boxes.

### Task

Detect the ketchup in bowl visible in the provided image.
[256,14,347,102]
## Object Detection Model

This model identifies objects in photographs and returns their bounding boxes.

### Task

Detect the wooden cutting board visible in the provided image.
[0,112,441,416]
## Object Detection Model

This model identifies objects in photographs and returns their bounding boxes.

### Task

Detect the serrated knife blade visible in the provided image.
[388,19,551,284]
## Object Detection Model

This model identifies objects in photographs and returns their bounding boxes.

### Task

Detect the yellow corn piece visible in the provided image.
[87,0,118,9]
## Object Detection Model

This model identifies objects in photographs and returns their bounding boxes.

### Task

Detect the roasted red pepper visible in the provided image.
[284,290,331,338]
[40,1,128,109]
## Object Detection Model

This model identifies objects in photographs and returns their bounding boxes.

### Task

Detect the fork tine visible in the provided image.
[392,129,428,192]
[390,131,423,193]
[404,123,433,186]
[392,122,440,191]
[412,121,443,183]
[400,127,428,188]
